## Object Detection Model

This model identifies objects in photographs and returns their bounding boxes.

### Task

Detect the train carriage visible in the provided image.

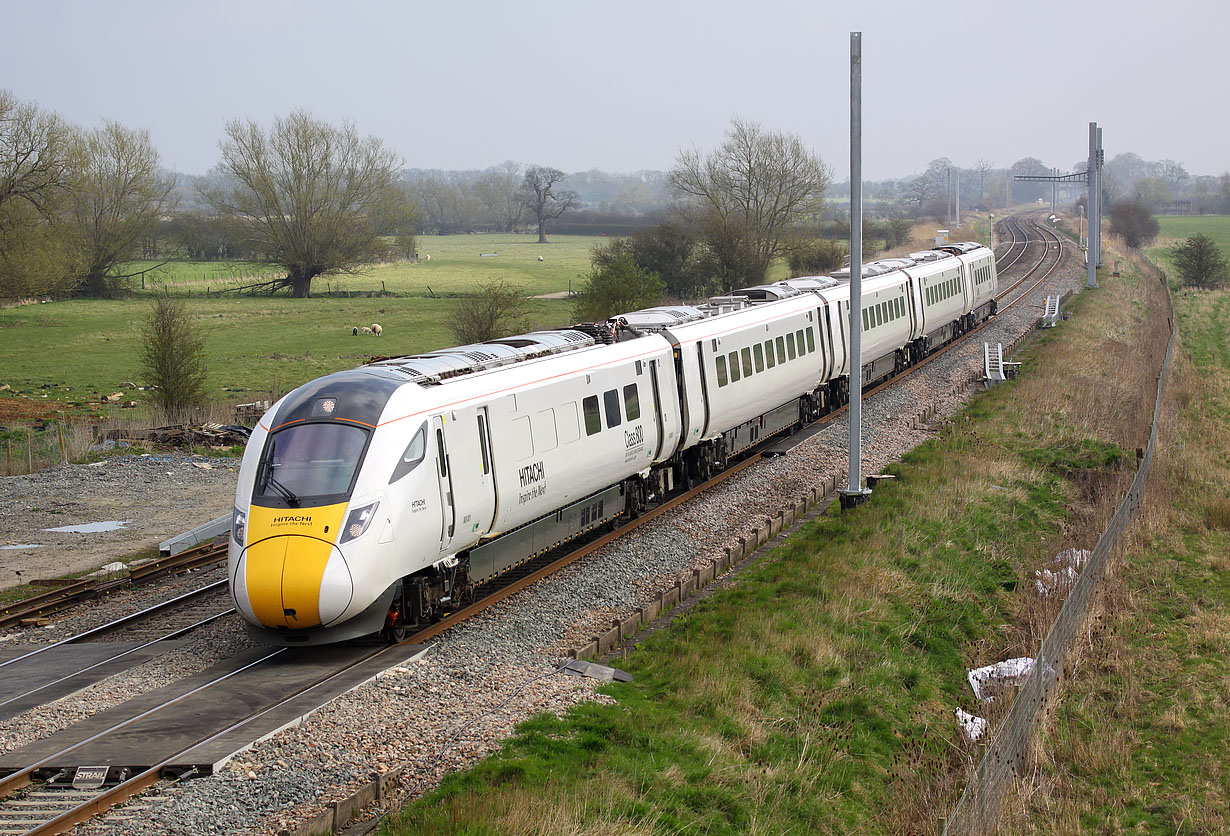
[230,242,997,646]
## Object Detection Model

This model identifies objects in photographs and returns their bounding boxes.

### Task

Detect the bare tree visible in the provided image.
[0,90,76,298]
[206,111,412,297]
[473,161,524,232]
[520,165,576,243]
[65,121,174,296]
[972,158,995,200]
[906,176,936,206]
[670,117,831,289]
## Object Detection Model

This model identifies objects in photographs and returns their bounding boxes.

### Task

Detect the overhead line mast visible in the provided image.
[841,31,871,510]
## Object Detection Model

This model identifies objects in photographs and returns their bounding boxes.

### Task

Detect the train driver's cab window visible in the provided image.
[603,388,622,428]
[257,422,367,502]
[583,395,601,436]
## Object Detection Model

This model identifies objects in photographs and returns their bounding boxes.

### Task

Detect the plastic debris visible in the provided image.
[1034,548,1091,596]
[955,707,988,742]
[967,657,1035,702]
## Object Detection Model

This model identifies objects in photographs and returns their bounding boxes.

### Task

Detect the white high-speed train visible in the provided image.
[229,242,996,645]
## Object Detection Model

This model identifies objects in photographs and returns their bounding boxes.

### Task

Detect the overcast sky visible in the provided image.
[4,0,1225,181]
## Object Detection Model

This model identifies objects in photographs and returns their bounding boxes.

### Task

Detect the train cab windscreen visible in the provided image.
[255,423,369,505]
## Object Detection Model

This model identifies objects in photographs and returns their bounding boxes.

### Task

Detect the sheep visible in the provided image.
[371,323,383,337]
[423,254,430,261]
[361,326,373,335]
[352,326,359,336]
[538,255,544,262]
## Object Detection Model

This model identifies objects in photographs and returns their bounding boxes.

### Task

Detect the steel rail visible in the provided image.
[8,640,420,836]
[0,545,227,633]
[0,580,230,671]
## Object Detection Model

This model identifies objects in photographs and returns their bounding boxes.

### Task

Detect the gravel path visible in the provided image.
[0,453,239,592]
[10,240,1084,836]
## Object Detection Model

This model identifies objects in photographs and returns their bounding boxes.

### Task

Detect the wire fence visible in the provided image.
[943,259,1176,835]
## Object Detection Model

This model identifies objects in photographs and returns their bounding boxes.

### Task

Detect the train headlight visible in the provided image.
[232,507,247,546]
[340,501,380,544]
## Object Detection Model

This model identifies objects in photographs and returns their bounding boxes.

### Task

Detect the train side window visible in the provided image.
[795,329,805,353]
[806,327,815,352]
[776,336,786,363]
[390,420,429,483]
[715,354,728,387]
[741,347,753,377]
[533,408,558,453]
[764,340,776,369]
[582,396,601,436]
[435,429,448,477]
[558,401,580,444]
[477,415,490,474]
[728,351,741,382]
[862,309,869,330]
[603,389,621,428]
[786,332,797,360]
[623,384,640,420]
[753,343,765,372]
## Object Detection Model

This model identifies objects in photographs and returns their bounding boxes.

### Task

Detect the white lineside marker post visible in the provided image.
[841,31,871,511]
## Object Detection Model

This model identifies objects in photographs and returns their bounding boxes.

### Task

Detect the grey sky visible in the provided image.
[4,0,1225,181]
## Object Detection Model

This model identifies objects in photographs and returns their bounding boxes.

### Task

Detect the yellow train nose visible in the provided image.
[240,535,353,629]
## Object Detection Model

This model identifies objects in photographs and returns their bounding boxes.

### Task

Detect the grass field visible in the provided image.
[117,234,610,298]
[1146,216,1230,371]
[0,295,573,411]
[382,241,1174,833]
[1151,214,1230,251]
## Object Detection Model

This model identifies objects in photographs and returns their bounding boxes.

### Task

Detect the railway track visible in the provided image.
[0,541,228,633]
[0,582,234,721]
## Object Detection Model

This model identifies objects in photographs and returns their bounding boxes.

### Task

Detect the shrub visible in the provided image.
[141,296,208,421]
[447,280,531,345]
[1108,199,1159,248]
[787,238,846,277]
[572,252,666,322]
[1170,234,1228,290]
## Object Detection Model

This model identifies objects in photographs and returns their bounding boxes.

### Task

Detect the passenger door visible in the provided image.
[440,405,497,547]
[432,415,455,554]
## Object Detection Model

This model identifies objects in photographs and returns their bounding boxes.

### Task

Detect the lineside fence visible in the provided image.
[944,258,1176,834]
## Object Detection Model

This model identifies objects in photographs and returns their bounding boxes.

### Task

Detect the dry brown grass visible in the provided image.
[1006,240,1230,834]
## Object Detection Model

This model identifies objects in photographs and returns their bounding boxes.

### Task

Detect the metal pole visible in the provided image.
[946,167,952,233]
[989,213,994,250]
[1092,119,1102,290]
[843,31,869,507]
[1095,126,1103,268]
[1051,168,1056,213]
[955,170,960,230]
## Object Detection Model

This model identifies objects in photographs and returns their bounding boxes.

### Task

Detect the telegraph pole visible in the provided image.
[841,31,870,510]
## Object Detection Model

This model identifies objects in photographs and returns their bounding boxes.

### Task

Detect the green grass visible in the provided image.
[117,234,610,298]
[1152,214,1230,251]
[1146,217,1230,372]
[380,263,1168,835]
[0,296,573,407]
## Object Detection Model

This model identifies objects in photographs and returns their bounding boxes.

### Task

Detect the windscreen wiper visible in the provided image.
[265,474,300,507]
